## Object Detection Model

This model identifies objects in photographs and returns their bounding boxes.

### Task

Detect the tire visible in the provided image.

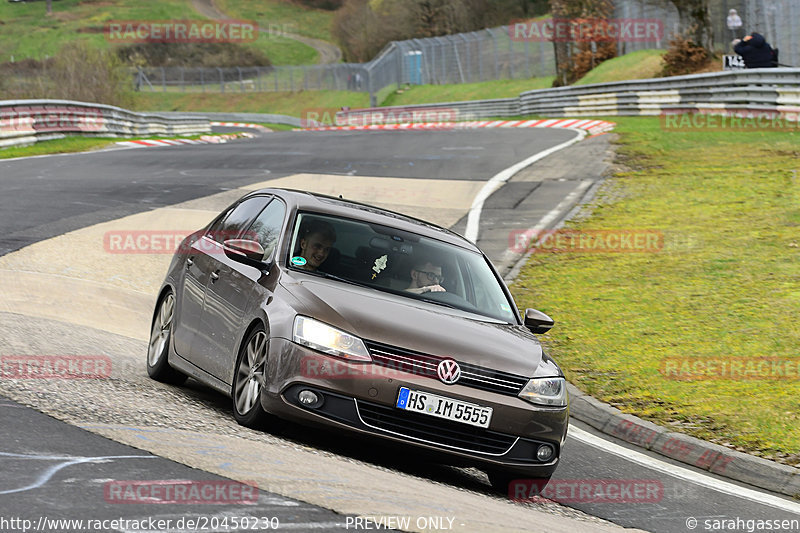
[232,326,282,430]
[146,291,188,385]
[487,470,551,498]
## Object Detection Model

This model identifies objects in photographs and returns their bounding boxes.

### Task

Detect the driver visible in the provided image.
[406,259,446,294]
[297,219,336,271]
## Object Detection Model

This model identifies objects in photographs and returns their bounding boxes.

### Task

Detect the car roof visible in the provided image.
[250,188,481,252]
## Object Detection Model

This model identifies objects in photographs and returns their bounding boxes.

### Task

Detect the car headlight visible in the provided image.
[519,377,568,407]
[292,316,372,362]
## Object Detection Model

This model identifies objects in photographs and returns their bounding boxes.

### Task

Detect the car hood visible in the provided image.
[279,274,549,377]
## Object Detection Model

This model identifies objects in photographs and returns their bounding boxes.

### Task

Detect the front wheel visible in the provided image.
[232,326,282,430]
[146,291,187,385]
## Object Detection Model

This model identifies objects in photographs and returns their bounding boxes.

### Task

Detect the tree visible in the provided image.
[669,0,712,50]
[549,0,571,86]
[548,0,615,86]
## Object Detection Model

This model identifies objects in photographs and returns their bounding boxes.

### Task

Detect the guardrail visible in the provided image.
[327,68,800,125]
[519,68,800,117]
[337,98,520,125]
[6,69,799,149]
[0,99,211,149]
[153,111,304,128]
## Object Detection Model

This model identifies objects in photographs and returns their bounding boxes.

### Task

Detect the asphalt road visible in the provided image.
[0,398,351,532]
[0,128,573,256]
[1,128,798,532]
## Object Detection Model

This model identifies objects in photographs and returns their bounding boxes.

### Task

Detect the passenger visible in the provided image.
[296,220,336,271]
[406,259,446,294]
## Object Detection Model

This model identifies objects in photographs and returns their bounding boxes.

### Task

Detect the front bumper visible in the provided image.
[261,338,569,474]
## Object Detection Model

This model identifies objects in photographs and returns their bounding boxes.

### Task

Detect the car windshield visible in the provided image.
[287,212,518,323]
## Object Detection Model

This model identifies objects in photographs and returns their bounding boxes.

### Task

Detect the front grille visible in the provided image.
[356,400,517,455]
[365,341,529,396]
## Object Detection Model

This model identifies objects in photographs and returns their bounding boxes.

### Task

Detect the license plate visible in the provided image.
[396,387,492,428]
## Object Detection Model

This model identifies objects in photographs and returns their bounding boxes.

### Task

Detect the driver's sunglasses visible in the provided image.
[417,270,444,284]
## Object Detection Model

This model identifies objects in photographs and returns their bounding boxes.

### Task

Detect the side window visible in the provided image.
[246,199,286,260]
[207,196,271,244]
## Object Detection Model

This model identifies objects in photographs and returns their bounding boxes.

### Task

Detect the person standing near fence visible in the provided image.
[727,9,743,45]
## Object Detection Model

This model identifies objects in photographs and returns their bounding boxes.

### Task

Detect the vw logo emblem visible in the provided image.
[437,359,461,384]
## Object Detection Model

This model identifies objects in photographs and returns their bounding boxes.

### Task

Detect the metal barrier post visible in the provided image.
[487,28,499,80]
[475,32,483,82]
[461,34,471,83]
[525,38,531,78]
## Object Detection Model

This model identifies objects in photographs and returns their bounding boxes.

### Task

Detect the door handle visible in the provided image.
[186,258,194,267]
[210,271,220,282]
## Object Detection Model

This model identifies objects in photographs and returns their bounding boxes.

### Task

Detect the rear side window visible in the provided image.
[207,196,271,244]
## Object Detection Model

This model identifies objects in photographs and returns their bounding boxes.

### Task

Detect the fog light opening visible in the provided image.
[298,389,320,407]
[537,444,554,462]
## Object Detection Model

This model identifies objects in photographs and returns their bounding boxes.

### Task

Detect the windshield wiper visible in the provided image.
[417,297,457,309]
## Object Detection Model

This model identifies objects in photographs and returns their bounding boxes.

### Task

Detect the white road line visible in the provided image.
[500,179,593,269]
[464,128,586,243]
[569,426,800,515]
[0,453,155,495]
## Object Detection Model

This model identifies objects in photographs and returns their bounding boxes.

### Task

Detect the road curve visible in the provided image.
[1,128,798,532]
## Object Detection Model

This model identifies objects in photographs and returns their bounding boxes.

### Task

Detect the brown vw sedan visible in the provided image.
[147,188,568,490]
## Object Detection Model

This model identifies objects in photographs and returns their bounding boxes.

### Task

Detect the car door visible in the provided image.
[172,235,215,358]
[173,200,248,359]
[191,196,282,379]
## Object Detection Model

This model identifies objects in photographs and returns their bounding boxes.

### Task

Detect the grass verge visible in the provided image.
[575,49,665,85]
[0,131,262,159]
[0,137,117,159]
[216,0,335,44]
[131,78,556,116]
[0,0,317,67]
[511,116,800,465]
[0,0,193,62]
[133,91,370,117]
[382,78,556,106]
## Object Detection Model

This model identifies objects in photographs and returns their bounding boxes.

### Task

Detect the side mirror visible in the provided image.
[524,308,554,335]
[223,239,266,264]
